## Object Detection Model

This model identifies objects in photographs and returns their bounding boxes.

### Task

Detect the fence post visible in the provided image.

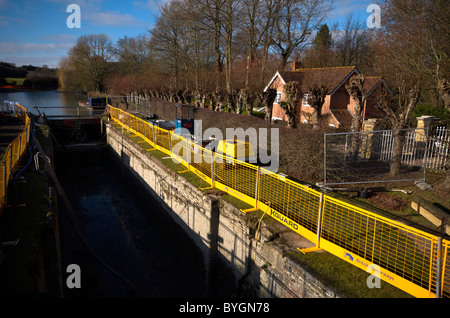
[211,154,215,187]
[436,237,443,298]
[323,134,327,185]
[316,193,324,247]
[168,131,172,156]
[3,163,7,203]
[254,166,261,208]
[18,133,22,159]
[9,147,13,173]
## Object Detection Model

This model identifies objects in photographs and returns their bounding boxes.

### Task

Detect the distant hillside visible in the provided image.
[0,62,58,90]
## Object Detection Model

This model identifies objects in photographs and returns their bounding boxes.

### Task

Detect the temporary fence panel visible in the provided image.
[0,102,31,212]
[324,128,430,185]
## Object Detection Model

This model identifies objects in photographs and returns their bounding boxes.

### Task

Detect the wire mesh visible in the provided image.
[258,172,321,234]
[442,241,450,298]
[214,156,258,199]
[321,197,437,292]
[324,128,428,185]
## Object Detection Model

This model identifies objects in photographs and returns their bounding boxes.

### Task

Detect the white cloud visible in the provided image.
[0,15,28,26]
[0,42,73,55]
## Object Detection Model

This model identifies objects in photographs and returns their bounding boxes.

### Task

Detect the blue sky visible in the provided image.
[0,0,373,68]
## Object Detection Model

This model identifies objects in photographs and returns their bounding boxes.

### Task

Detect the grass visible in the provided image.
[286,250,412,298]
[5,78,26,86]
[108,120,415,298]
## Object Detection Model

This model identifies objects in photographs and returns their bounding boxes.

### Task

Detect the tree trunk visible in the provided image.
[390,129,405,177]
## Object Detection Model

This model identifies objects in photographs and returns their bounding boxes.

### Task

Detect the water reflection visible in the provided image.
[0,90,95,117]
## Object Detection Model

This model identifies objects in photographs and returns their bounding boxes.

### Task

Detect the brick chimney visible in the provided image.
[291,57,301,70]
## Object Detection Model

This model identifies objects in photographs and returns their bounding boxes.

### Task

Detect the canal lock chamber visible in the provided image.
[49,118,235,298]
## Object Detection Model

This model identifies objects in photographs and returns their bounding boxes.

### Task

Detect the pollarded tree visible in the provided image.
[344,74,366,161]
[281,81,301,128]
[345,74,366,133]
[259,88,277,122]
[308,85,328,129]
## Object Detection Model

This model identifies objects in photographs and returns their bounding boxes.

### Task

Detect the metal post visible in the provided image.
[316,193,324,246]
[436,237,443,298]
[211,154,215,187]
[3,164,7,203]
[323,134,327,185]
[168,131,172,157]
[18,133,22,158]
[9,147,12,173]
[254,166,261,208]
[423,126,428,181]
[185,138,191,170]
[152,125,156,146]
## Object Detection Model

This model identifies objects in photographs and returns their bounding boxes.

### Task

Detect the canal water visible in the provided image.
[55,144,206,298]
[1,90,84,115]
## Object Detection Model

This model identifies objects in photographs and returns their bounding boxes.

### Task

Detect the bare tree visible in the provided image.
[334,14,373,69]
[116,34,152,76]
[68,33,115,93]
[281,81,301,128]
[272,0,332,70]
[374,0,429,176]
[150,1,185,89]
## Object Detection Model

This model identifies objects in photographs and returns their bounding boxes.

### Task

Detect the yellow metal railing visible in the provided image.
[0,103,31,212]
[108,105,449,298]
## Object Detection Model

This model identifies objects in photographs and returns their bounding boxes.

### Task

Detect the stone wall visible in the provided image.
[105,121,341,298]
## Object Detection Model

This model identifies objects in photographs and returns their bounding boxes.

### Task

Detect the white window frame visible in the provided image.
[274,91,282,104]
[302,93,311,106]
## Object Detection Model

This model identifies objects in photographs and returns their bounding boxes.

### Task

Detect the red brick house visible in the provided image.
[264,63,388,129]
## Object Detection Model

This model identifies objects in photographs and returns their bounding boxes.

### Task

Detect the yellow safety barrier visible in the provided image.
[108,105,449,298]
[0,103,31,212]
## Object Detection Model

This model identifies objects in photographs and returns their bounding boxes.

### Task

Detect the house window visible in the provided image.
[275,91,282,104]
[302,93,311,106]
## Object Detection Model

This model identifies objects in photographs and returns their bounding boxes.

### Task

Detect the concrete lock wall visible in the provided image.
[105,121,340,298]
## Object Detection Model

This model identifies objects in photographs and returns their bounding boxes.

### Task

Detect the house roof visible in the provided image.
[330,109,354,128]
[264,66,359,95]
[363,76,383,96]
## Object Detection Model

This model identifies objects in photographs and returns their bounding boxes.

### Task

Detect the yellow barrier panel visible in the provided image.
[107,105,449,298]
[0,103,31,213]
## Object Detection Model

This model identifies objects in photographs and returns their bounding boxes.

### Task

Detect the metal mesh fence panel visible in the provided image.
[321,197,437,292]
[324,128,428,185]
